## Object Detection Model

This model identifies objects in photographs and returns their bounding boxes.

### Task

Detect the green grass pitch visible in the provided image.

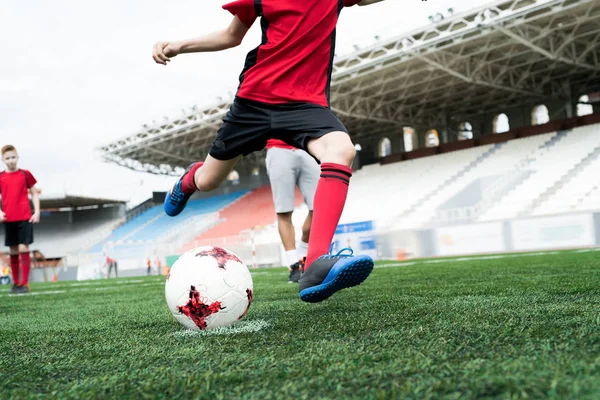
[1,250,599,399]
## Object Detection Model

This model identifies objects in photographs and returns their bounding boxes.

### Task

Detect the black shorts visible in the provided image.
[4,221,34,247]
[209,97,348,161]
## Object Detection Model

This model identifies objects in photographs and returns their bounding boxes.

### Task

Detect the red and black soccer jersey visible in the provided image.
[0,169,37,222]
[266,139,296,150]
[223,0,362,108]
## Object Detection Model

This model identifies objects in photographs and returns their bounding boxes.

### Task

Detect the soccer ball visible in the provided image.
[165,246,254,330]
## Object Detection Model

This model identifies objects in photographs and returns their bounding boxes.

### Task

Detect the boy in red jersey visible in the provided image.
[0,145,40,294]
[155,0,384,303]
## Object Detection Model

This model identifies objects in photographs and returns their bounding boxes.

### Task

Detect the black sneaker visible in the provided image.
[10,284,19,294]
[288,260,304,283]
[16,285,30,294]
[299,248,373,303]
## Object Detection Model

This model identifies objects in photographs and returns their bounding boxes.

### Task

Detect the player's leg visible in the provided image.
[300,212,312,244]
[186,155,243,192]
[298,131,373,302]
[164,155,241,216]
[275,104,374,303]
[276,212,304,282]
[18,243,31,293]
[164,98,269,217]
[266,147,303,282]
[296,149,320,262]
[304,130,356,264]
[5,222,20,293]
[8,245,20,293]
[296,210,312,264]
[276,212,296,253]
[16,221,33,292]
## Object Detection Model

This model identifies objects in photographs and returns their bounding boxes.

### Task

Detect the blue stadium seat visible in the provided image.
[87,191,248,252]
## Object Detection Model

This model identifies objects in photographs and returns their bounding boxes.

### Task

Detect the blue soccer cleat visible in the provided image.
[299,248,374,303]
[164,163,197,217]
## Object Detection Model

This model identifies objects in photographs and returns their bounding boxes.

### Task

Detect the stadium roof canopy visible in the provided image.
[40,195,126,210]
[100,0,600,175]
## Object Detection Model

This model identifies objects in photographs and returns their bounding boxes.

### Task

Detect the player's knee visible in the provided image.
[277,212,293,224]
[9,246,19,255]
[327,142,356,166]
[18,244,29,253]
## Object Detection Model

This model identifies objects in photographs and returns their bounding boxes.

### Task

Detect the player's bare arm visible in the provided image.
[29,185,40,224]
[152,16,250,65]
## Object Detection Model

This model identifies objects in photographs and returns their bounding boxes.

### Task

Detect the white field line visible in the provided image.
[38,279,147,290]
[1,282,164,298]
[173,319,271,337]
[376,251,563,269]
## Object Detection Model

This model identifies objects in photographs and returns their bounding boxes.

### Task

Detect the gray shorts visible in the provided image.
[266,147,320,213]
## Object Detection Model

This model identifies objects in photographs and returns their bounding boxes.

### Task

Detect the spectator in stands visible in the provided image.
[106,255,118,278]
[0,145,40,294]
[155,0,384,303]
[265,139,318,283]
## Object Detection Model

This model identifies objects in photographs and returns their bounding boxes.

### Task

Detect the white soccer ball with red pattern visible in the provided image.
[165,246,254,330]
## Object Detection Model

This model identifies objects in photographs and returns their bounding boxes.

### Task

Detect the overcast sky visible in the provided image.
[1,0,478,207]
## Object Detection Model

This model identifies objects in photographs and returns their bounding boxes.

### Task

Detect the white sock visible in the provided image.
[297,241,309,260]
[285,249,298,266]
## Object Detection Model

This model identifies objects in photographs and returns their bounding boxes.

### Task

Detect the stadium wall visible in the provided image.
[355,99,594,163]
[375,112,600,166]
[148,210,600,271]
[28,266,79,282]
[379,211,600,260]
[20,207,600,282]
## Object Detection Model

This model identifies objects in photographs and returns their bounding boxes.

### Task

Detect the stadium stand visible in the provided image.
[577,184,600,212]
[88,191,250,254]
[395,133,560,228]
[529,125,600,215]
[89,117,600,264]
[0,201,125,259]
[478,124,600,221]
[341,145,494,225]
[131,191,249,242]
[179,185,303,252]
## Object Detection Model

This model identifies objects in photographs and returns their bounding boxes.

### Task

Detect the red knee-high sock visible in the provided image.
[9,254,20,286]
[305,163,352,268]
[181,162,204,195]
[20,252,31,286]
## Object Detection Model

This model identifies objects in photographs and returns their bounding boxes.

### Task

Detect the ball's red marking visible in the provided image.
[238,288,253,320]
[196,247,242,269]
[177,285,224,330]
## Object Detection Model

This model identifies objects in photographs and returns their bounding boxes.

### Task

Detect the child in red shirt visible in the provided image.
[0,145,40,294]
